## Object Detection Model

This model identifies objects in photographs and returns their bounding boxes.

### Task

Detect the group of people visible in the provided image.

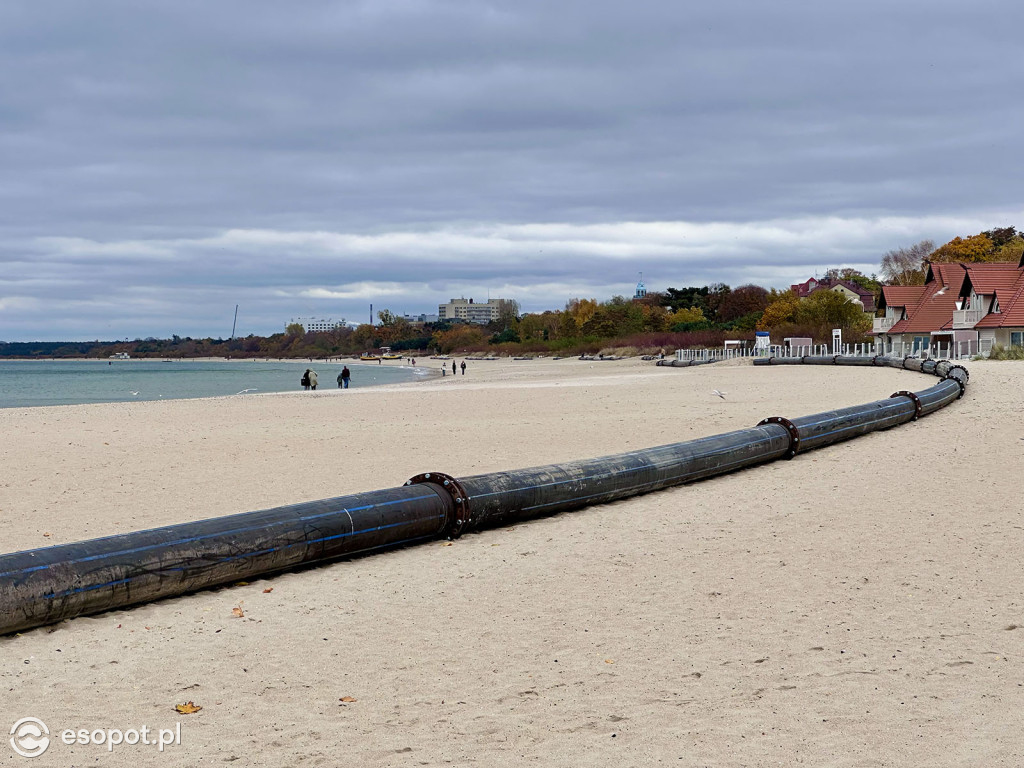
[303,360,466,390]
[300,366,351,390]
[441,360,467,377]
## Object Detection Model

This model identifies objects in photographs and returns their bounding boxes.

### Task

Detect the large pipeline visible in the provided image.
[0,356,968,635]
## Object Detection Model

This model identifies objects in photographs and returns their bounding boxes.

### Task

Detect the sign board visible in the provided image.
[832,328,842,354]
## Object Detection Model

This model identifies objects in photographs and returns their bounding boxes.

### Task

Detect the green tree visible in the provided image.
[794,289,871,332]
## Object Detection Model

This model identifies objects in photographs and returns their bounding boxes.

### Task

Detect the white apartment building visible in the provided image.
[288,317,346,333]
[402,312,440,324]
[438,298,513,324]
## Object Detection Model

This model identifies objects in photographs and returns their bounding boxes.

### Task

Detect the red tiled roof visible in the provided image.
[880,285,926,309]
[960,263,1020,295]
[972,269,1024,328]
[886,263,966,334]
[959,262,1024,329]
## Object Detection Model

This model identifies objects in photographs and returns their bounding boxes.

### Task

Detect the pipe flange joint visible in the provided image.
[943,374,967,399]
[946,364,970,383]
[891,390,922,420]
[405,472,472,539]
[758,416,800,459]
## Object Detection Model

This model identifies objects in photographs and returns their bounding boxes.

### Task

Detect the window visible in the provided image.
[1012,332,1023,348]
[912,336,929,353]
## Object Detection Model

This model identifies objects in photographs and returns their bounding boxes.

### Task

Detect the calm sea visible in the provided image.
[0,359,431,409]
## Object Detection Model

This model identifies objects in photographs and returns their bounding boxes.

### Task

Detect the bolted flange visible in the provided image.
[405,472,473,539]
[758,415,801,459]
[890,390,922,420]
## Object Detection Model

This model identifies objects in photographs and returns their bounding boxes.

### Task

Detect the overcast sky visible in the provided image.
[2,0,1022,341]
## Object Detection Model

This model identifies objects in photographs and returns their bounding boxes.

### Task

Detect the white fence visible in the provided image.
[675,340,981,363]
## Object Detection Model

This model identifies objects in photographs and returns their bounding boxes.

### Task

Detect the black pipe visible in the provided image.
[655,358,720,367]
[0,486,453,636]
[0,356,968,636]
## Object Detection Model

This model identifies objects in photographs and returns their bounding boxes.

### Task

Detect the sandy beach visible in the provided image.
[2,356,1023,767]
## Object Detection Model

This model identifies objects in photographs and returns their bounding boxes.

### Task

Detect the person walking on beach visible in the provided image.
[338,366,351,389]
[460,360,466,375]
[452,360,457,375]
[308,369,318,390]
[301,370,311,390]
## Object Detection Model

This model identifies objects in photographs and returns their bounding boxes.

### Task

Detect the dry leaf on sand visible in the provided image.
[339,696,357,703]
[231,606,245,618]
[175,701,202,714]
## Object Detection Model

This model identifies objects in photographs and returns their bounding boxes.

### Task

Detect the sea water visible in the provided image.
[0,359,430,409]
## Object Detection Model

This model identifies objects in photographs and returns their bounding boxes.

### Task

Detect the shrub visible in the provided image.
[986,344,1024,360]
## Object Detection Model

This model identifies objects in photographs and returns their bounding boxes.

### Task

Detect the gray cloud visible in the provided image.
[1,0,1022,340]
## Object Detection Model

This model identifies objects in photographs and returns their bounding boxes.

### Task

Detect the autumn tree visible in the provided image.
[757,289,801,330]
[717,284,769,323]
[432,324,486,354]
[929,234,995,264]
[993,235,1024,264]
[564,298,599,336]
[669,306,707,326]
[351,323,381,351]
[880,240,933,286]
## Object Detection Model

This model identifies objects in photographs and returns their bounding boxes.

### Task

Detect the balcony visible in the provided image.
[873,316,897,333]
[952,308,983,329]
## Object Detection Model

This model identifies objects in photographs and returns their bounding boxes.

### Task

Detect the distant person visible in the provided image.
[411,358,415,365]
[301,370,311,390]
[452,361,457,375]
[441,364,446,377]
[308,370,318,390]
[460,360,466,375]
[338,366,351,389]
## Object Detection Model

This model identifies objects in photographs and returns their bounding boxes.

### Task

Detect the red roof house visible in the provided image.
[876,255,1024,355]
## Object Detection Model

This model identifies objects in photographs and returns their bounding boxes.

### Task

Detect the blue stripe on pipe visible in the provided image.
[467,433,783,501]
[517,437,790,514]
[0,494,445,579]
[45,532,440,600]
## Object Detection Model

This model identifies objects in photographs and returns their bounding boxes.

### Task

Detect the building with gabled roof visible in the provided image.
[873,262,967,355]
[954,257,1024,353]
[875,254,1024,356]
